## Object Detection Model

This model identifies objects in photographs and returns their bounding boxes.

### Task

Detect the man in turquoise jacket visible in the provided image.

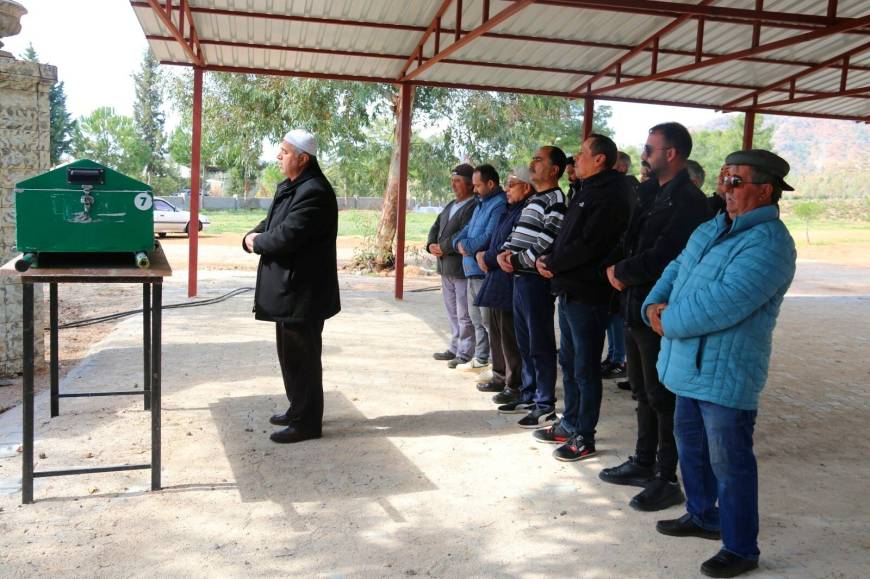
[642,150,797,578]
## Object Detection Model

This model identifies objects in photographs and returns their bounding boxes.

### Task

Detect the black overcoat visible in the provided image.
[244,164,340,323]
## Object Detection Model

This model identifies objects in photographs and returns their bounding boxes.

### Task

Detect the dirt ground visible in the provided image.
[0,235,868,577]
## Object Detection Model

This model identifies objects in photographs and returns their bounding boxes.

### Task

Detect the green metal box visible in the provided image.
[14,160,154,269]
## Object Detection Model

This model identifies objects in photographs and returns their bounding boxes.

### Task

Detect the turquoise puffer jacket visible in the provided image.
[641,205,796,410]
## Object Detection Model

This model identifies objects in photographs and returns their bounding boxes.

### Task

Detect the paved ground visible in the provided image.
[0,263,868,577]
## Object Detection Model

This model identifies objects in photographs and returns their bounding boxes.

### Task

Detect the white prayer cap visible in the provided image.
[283,129,318,157]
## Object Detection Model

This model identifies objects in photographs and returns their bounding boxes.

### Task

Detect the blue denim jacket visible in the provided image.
[453,188,507,277]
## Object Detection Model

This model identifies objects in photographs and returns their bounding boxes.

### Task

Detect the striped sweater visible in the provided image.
[501,186,567,272]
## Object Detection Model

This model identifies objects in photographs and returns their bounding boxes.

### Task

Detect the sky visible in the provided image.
[5,0,737,150]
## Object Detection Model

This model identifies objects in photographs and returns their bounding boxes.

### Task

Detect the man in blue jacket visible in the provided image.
[454,164,507,371]
[645,150,796,578]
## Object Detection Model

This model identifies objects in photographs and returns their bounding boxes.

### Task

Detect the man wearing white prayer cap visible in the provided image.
[243,129,340,443]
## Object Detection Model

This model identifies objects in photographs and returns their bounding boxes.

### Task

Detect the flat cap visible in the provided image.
[725,149,794,191]
[451,163,475,179]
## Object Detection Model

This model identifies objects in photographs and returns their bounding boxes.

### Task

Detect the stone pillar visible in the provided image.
[0,51,55,375]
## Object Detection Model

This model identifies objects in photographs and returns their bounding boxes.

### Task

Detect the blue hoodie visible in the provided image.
[453,187,507,277]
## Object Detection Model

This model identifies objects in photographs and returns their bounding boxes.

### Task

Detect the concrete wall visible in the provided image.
[0,56,56,375]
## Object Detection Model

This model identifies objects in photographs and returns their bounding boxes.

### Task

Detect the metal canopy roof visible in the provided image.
[132,0,870,122]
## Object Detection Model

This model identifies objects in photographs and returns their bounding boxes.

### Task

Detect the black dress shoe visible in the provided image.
[630,476,685,511]
[269,426,322,444]
[656,513,721,540]
[269,411,291,426]
[617,380,632,391]
[492,387,520,405]
[433,350,456,361]
[701,549,758,578]
[477,381,505,393]
[599,456,655,487]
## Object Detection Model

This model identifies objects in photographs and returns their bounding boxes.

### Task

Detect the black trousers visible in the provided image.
[625,324,677,480]
[276,320,324,434]
[489,307,522,388]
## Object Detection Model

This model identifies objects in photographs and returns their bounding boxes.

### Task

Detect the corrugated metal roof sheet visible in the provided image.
[131,0,870,121]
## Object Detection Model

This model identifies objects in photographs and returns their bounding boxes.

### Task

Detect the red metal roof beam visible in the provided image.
[399,0,455,78]
[143,0,203,66]
[577,13,870,97]
[574,0,714,95]
[721,38,870,108]
[402,0,536,82]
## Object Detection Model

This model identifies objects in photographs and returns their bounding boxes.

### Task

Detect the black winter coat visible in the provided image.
[244,164,341,323]
[606,169,710,328]
[547,169,631,305]
[426,198,476,278]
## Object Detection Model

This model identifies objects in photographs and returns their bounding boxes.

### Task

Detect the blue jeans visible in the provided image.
[606,313,626,364]
[512,275,556,409]
[557,297,608,441]
[675,395,760,561]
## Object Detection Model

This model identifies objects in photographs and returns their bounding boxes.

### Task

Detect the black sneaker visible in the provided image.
[600,358,613,373]
[476,381,505,393]
[492,387,520,405]
[532,423,572,444]
[630,476,685,512]
[517,406,556,428]
[656,513,721,540]
[599,456,655,487]
[617,380,632,391]
[603,362,627,379]
[497,400,536,414]
[447,356,470,369]
[552,435,597,462]
[701,549,758,578]
[517,407,557,429]
[433,350,455,361]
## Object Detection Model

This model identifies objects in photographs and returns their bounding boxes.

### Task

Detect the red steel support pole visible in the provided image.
[395,83,413,300]
[743,110,756,150]
[583,96,594,139]
[189,67,203,297]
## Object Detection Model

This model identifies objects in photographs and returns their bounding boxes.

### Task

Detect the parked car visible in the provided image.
[153,197,210,237]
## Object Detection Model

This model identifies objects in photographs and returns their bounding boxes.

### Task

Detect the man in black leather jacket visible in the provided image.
[600,122,710,510]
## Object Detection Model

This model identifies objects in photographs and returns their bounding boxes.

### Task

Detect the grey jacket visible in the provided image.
[426,198,476,278]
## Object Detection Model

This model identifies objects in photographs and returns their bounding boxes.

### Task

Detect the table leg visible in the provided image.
[143,283,151,411]
[49,283,59,417]
[22,283,34,504]
[151,282,162,491]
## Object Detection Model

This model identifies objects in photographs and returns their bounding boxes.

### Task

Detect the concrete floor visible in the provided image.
[0,267,868,578]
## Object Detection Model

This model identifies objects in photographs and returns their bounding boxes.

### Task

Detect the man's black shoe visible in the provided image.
[630,477,685,511]
[617,380,632,391]
[656,513,721,540]
[492,387,520,405]
[269,411,291,426]
[433,350,456,361]
[603,362,627,379]
[269,426,322,444]
[447,356,470,369]
[599,456,654,487]
[477,381,505,393]
[701,549,759,578]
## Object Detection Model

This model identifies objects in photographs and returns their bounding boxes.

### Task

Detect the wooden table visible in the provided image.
[1,244,172,504]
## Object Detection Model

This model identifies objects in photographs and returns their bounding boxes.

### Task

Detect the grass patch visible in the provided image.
[205,208,436,242]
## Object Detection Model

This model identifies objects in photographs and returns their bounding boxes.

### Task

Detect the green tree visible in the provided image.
[21,44,75,165]
[690,115,774,193]
[72,107,148,176]
[791,201,825,244]
[133,49,167,183]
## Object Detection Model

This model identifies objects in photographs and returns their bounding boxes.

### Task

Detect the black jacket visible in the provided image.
[606,169,710,328]
[547,169,631,305]
[244,164,340,323]
[426,198,476,278]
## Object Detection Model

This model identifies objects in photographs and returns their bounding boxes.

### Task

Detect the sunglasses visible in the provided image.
[643,145,673,156]
[722,175,767,189]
